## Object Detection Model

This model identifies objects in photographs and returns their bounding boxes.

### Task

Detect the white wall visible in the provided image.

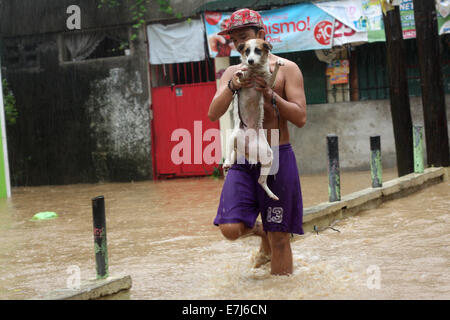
[289,95,450,174]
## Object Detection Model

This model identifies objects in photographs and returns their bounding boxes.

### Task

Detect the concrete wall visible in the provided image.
[2,27,152,186]
[0,0,213,186]
[289,96,450,175]
[0,0,211,37]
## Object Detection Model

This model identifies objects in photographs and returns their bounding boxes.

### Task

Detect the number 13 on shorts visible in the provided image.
[266,207,284,224]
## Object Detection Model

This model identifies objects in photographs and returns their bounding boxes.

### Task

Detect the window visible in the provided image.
[150,58,216,88]
[60,27,130,62]
[356,42,389,101]
[1,37,40,70]
[356,37,450,100]
[287,50,327,104]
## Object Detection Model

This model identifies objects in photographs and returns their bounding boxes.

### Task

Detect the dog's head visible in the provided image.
[237,39,272,66]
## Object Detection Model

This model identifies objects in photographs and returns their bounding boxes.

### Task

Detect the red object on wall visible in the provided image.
[151,82,221,179]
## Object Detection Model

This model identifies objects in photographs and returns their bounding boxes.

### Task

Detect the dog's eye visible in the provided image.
[254,48,262,55]
[245,48,250,56]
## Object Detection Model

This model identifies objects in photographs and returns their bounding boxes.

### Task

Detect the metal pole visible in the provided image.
[92,196,109,279]
[327,134,340,202]
[0,53,12,198]
[413,125,425,173]
[370,135,382,188]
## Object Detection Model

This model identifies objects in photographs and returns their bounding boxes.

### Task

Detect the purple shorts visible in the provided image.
[214,144,304,235]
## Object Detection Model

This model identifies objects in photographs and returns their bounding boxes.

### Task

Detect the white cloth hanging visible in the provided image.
[64,32,105,61]
[147,19,206,64]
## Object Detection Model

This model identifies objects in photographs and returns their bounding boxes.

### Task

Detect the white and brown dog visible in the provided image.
[223,39,284,201]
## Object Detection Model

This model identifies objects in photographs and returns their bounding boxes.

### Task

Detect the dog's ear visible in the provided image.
[237,43,245,54]
[263,41,273,52]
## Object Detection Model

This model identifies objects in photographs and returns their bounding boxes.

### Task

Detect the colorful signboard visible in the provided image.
[205,1,450,55]
[204,3,335,57]
[327,59,350,84]
[400,0,415,39]
[314,0,366,32]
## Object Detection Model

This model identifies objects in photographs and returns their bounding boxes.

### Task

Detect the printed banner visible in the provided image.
[437,4,450,35]
[400,0,415,39]
[361,0,386,42]
[399,0,450,38]
[438,13,450,35]
[332,19,368,46]
[204,3,335,58]
[437,0,450,18]
[326,59,350,85]
[314,0,367,32]
[361,0,450,42]
[204,1,450,58]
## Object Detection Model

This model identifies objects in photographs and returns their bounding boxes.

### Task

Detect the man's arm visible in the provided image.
[255,60,307,128]
[208,67,236,122]
[208,65,252,122]
[278,61,307,128]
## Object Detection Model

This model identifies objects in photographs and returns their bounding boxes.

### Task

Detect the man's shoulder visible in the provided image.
[271,55,300,71]
[279,57,299,69]
[269,55,303,88]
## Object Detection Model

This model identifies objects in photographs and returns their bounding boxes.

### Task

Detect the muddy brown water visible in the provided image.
[0,168,449,299]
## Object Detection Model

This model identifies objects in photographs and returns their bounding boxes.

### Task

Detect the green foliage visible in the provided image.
[2,79,18,125]
[212,166,221,178]
[157,0,183,19]
[97,0,183,33]
[98,0,149,45]
[212,159,225,178]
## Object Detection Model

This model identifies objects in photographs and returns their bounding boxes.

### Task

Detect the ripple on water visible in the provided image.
[1,171,449,299]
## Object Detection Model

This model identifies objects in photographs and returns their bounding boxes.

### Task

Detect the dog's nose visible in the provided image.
[248,59,254,65]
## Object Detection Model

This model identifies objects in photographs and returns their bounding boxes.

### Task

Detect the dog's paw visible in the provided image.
[276,59,285,66]
[270,194,280,201]
[223,161,232,170]
[235,72,244,85]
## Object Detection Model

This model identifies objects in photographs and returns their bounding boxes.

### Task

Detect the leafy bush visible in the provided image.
[2,78,18,125]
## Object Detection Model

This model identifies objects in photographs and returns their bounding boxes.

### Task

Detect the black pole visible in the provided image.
[370,135,382,188]
[412,0,450,167]
[383,6,415,176]
[92,196,109,279]
[327,134,340,202]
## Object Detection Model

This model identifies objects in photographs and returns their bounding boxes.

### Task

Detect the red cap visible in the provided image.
[217,8,265,36]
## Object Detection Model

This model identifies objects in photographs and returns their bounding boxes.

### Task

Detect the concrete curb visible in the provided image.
[300,167,447,235]
[35,275,132,300]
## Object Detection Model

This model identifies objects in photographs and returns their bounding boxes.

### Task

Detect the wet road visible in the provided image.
[1,168,449,299]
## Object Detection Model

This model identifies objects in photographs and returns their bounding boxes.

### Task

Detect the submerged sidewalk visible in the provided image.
[300,167,448,234]
[35,275,132,300]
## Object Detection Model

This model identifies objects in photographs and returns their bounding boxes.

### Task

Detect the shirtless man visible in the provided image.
[208,8,307,276]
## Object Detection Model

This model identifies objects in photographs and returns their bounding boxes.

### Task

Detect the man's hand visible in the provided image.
[208,35,227,52]
[254,76,274,98]
[231,67,252,90]
[253,76,276,115]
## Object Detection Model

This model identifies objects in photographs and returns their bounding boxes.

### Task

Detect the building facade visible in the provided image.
[1,0,449,186]
[0,0,209,185]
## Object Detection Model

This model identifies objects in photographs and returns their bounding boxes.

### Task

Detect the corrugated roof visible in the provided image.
[195,0,313,13]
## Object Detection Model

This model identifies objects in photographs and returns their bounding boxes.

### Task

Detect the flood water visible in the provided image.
[0,168,449,300]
